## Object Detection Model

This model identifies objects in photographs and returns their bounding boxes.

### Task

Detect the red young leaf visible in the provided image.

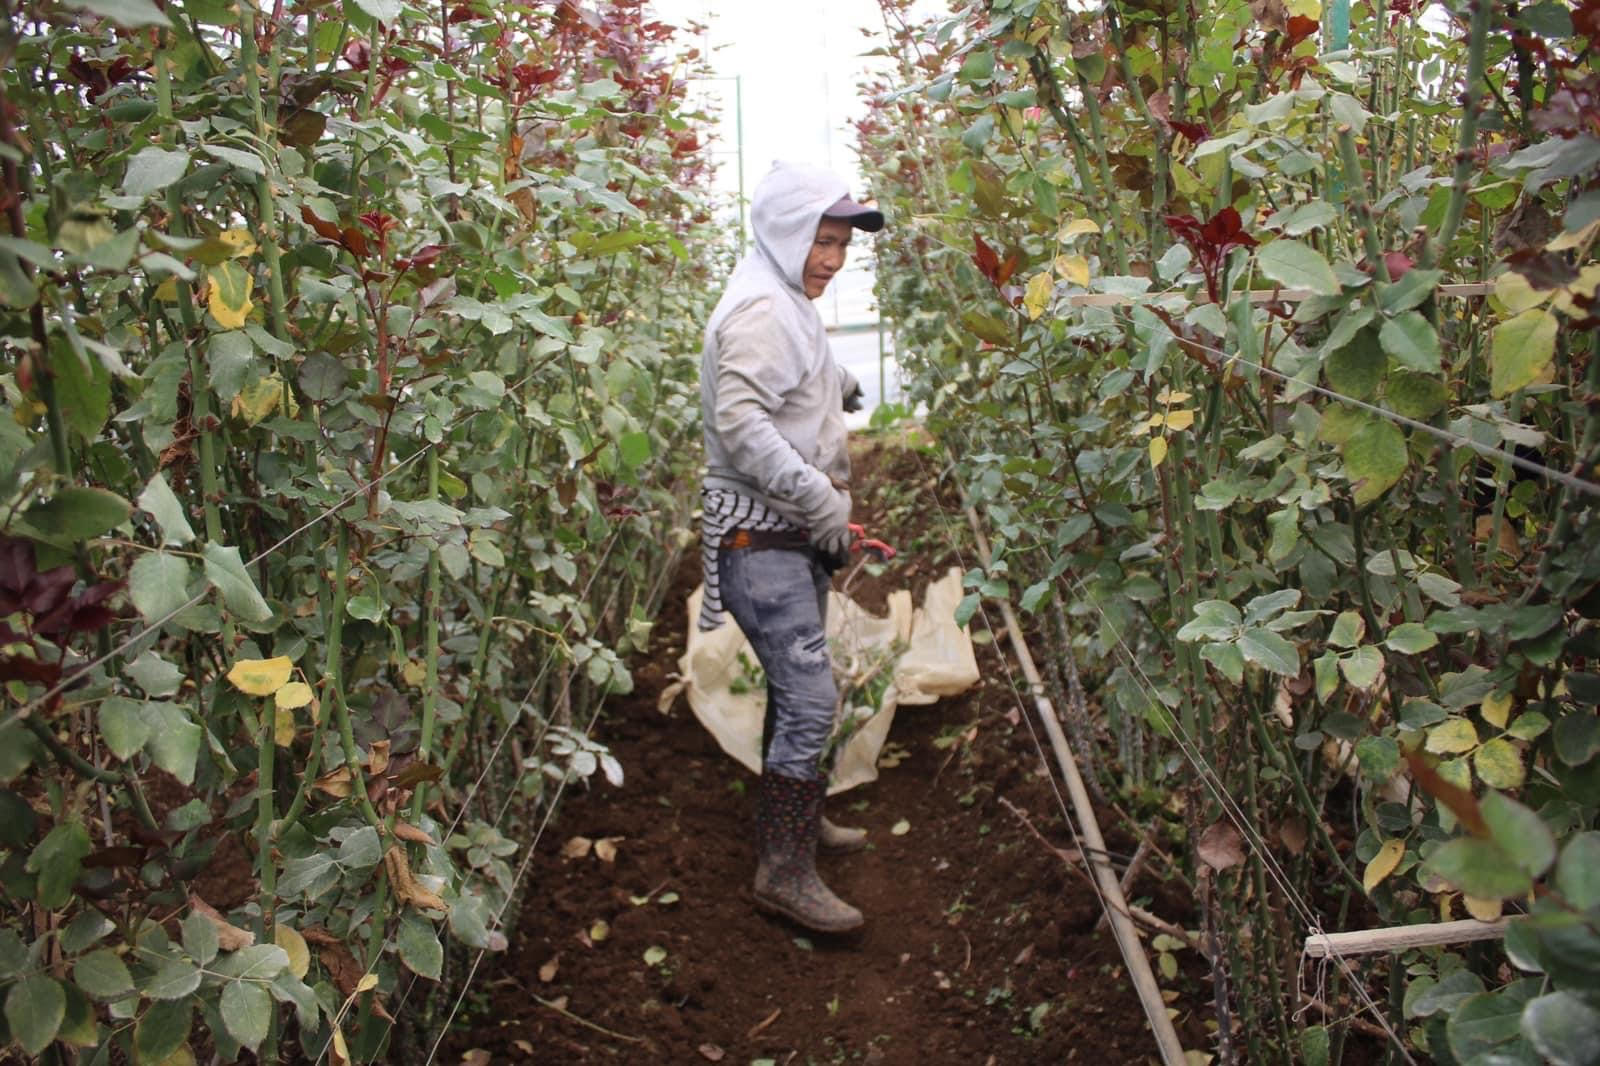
[972,234,1001,285]
[300,205,344,243]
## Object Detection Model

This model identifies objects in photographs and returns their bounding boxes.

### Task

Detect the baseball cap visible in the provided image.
[824,195,885,233]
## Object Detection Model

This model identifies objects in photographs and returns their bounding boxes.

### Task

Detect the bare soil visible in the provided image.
[445,433,1208,1065]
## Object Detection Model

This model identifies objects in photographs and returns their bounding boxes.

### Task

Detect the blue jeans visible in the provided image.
[716,546,836,782]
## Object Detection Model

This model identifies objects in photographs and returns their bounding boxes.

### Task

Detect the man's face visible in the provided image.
[803,217,854,300]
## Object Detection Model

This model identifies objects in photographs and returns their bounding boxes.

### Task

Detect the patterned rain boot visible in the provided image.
[819,814,868,854]
[753,774,864,933]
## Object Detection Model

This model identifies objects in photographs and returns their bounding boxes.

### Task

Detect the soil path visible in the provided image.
[450,438,1187,1065]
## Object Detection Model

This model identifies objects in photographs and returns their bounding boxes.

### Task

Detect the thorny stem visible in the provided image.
[1421,0,1492,269]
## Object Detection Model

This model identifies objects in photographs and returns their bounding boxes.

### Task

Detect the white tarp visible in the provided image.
[660,567,980,794]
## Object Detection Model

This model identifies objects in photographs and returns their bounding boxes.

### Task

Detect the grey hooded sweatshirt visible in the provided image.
[700,163,858,529]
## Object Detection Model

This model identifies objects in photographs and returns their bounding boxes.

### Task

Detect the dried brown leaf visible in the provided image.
[314,766,354,798]
[393,820,437,846]
[367,739,391,776]
[1278,817,1308,856]
[539,955,560,983]
[561,835,593,861]
[189,894,255,951]
[698,1045,726,1062]
[594,836,623,863]
[384,845,450,913]
[1197,820,1246,872]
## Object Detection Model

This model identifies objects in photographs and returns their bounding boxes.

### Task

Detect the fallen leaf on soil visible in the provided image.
[746,1007,781,1039]
[189,894,255,951]
[384,845,450,912]
[549,995,569,1010]
[891,819,910,836]
[589,919,610,942]
[1196,821,1245,872]
[698,1044,726,1062]
[460,1051,490,1066]
[393,819,436,846]
[539,955,559,982]
[594,836,623,862]
[514,1040,534,1055]
[562,835,594,861]
[1014,944,1035,966]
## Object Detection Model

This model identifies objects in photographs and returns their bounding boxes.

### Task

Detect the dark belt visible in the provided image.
[720,528,811,552]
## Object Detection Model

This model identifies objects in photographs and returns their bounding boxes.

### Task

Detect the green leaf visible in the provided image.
[181,912,218,967]
[351,0,402,20]
[337,826,382,868]
[1491,309,1559,398]
[1355,735,1400,781]
[1556,832,1600,909]
[1378,311,1442,372]
[1482,791,1555,878]
[1019,579,1050,614]
[1385,623,1438,654]
[1243,588,1300,625]
[953,592,980,628]
[960,310,1012,347]
[5,976,64,1056]
[100,696,152,760]
[1300,1024,1330,1066]
[220,979,272,1053]
[1342,418,1409,505]
[137,473,195,546]
[73,948,134,1001]
[346,594,384,623]
[1238,627,1300,675]
[1447,987,1538,1063]
[202,543,273,623]
[1425,837,1532,899]
[145,956,202,1000]
[122,146,189,197]
[1324,325,1385,400]
[26,820,90,908]
[1339,645,1385,690]
[22,486,131,546]
[1409,970,1485,1018]
[213,945,289,982]
[1522,991,1600,1066]
[133,998,191,1063]
[1385,370,1449,420]
[1328,610,1365,649]
[57,980,97,1047]
[1475,738,1526,790]
[0,929,26,978]
[397,913,443,980]
[1378,268,1444,313]
[128,551,194,625]
[141,702,202,785]
[1256,238,1340,296]
[53,341,111,442]
[1200,641,1245,684]
[958,47,996,83]
[618,430,651,468]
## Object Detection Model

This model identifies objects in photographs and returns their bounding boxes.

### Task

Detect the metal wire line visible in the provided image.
[900,353,1420,1059]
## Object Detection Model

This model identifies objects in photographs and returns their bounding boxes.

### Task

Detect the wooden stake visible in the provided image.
[1303,918,1508,959]
[967,506,1189,1066]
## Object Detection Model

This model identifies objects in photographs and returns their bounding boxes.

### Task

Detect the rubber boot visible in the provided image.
[753,774,864,933]
[819,814,868,854]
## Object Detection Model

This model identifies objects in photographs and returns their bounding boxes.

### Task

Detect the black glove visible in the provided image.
[843,382,864,413]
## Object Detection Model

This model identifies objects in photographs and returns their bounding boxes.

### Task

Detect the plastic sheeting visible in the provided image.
[660,567,980,794]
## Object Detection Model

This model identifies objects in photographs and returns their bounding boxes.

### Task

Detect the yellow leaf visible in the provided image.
[401,660,427,687]
[1149,436,1169,468]
[1492,271,1549,315]
[1426,717,1480,755]
[1059,218,1101,240]
[1547,218,1599,252]
[589,919,610,942]
[1363,838,1405,894]
[207,261,253,329]
[226,656,293,696]
[231,373,284,427]
[219,227,258,259]
[1164,409,1196,432]
[1555,263,1600,313]
[1055,254,1089,286]
[276,681,313,710]
[1156,388,1192,405]
[274,924,311,979]
[355,973,378,994]
[154,277,179,302]
[1481,691,1513,729]
[274,707,296,747]
[1023,271,1054,321]
[1463,894,1504,922]
[331,1028,350,1066]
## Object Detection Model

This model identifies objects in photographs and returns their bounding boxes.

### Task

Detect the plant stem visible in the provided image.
[1421,0,1492,269]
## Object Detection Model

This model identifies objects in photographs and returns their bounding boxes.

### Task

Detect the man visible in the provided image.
[698,163,882,933]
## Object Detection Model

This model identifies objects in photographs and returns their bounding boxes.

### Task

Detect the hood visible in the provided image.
[750,162,849,293]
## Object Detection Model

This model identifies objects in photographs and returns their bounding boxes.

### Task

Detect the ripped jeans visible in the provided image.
[716,546,837,782]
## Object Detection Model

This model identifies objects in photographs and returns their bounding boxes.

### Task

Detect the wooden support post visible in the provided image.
[966,507,1189,1066]
[1304,919,1508,959]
